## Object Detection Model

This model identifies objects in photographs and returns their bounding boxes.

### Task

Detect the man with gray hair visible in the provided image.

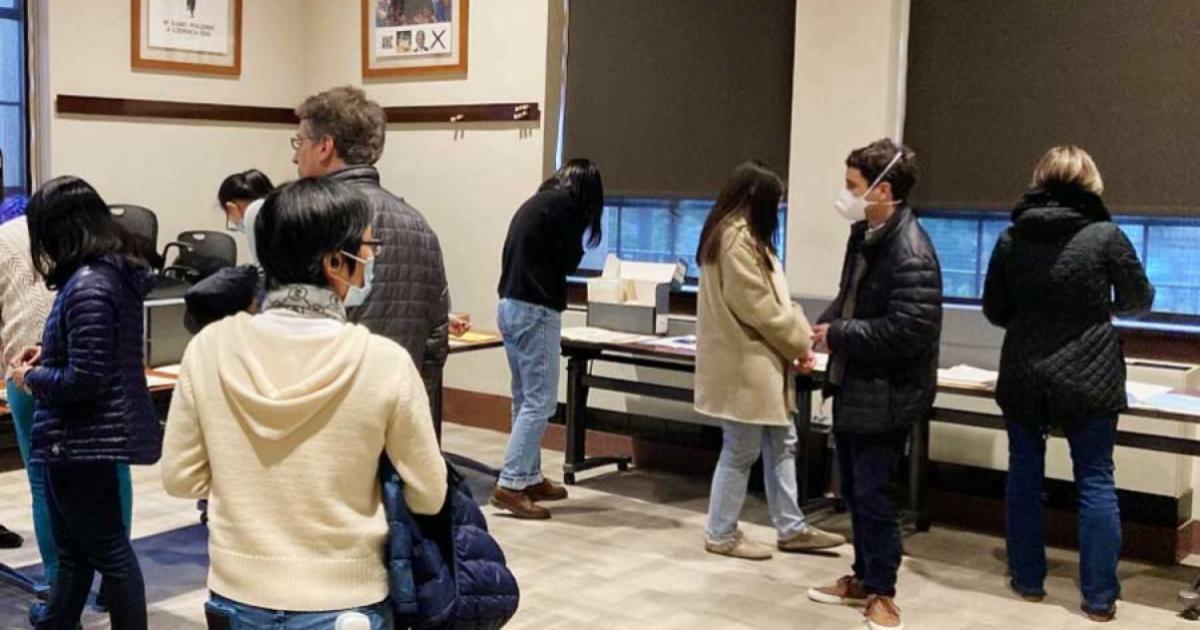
[293,85,450,407]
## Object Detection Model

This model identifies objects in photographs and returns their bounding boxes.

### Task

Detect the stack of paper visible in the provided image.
[561,327,656,345]
[643,335,698,352]
[154,364,181,377]
[146,374,177,389]
[1126,381,1174,408]
[1139,392,1200,416]
[937,365,998,388]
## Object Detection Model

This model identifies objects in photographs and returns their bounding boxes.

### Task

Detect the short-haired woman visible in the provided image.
[161,178,446,629]
[694,161,845,560]
[12,176,159,630]
[217,168,274,233]
[983,145,1155,622]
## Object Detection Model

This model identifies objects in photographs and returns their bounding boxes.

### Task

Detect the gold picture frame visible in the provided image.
[362,0,469,79]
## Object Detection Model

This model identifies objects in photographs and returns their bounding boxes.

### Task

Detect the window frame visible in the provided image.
[919,209,1200,325]
[575,196,789,286]
[0,0,29,198]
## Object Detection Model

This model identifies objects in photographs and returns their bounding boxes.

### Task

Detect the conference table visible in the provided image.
[558,335,1200,532]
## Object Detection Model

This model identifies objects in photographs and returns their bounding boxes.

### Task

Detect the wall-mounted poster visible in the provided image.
[132,0,242,76]
[362,0,468,78]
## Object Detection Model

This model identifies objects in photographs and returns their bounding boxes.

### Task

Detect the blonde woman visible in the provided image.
[983,145,1154,622]
[694,161,844,560]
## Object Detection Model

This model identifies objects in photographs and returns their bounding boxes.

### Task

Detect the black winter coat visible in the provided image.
[819,207,943,434]
[27,255,161,465]
[983,185,1155,430]
[327,166,450,402]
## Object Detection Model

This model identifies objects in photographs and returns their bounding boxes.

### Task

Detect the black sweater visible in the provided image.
[497,189,588,312]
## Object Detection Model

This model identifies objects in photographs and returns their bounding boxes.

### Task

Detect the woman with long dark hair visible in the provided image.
[10,176,159,630]
[694,161,844,559]
[492,158,604,519]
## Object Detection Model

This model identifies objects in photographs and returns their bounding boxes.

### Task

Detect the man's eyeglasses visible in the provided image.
[290,135,307,151]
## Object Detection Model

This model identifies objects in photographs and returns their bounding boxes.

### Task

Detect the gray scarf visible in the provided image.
[261,284,347,322]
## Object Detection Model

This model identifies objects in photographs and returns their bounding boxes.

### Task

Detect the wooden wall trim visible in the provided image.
[56,95,294,124]
[55,95,540,126]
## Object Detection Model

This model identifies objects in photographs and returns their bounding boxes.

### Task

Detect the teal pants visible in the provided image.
[6,380,132,585]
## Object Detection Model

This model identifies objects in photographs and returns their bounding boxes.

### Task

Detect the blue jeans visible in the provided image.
[206,594,392,629]
[835,430,908,598]
[1006,417,1121,613]
[497,299,562,491]
[706,421,808,542]
[7,380,133,586]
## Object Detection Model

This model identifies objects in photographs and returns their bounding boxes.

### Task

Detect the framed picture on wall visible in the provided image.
[362,0,468,79]
[131,0,243,76]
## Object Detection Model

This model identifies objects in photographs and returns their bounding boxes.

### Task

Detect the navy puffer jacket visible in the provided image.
[27,255,161,466]
[384,459,519,629]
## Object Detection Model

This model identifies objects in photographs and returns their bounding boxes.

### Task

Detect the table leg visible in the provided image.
[563,354,589,485]
[908,415,931,532]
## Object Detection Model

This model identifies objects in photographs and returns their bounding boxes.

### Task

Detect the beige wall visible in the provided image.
[41,0,304,262]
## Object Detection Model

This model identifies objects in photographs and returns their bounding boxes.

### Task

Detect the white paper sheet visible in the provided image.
[561,327,657,345]
[1141,393,1200,416]
[937,364,999,387]
[1126,381,1174,406]
[643,335,698,352]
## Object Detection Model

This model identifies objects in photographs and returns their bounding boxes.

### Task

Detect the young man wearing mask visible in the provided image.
[292,86,450,406]
[807,139,943,630]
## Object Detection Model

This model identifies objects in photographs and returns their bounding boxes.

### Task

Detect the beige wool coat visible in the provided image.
[695,219,813,426]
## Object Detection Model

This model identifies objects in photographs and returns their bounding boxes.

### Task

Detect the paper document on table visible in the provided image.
[561,327,657,345]
[146,374,176,389]
[451,331,500,344]
[154,364,181,377]
[643,335,698,352]
[1141,393,1200,416]
[937,365,998,388]
[1126,381,1174,407]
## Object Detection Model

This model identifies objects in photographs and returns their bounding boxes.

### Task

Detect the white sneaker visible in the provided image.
[704,530,773,561]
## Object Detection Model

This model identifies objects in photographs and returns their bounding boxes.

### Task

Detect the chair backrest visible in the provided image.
[170,230,238,280]
[109,204,161,268]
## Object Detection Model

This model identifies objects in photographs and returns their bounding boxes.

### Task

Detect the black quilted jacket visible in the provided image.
[819,207,944,434]
[26,255,161,465]
[983,185,1155,430]
[328,166,450,401]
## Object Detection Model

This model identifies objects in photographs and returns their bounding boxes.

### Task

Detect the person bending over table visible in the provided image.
[694,160,846,561]
[492,159,604,520]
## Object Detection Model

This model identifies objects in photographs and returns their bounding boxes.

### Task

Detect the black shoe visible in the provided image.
[0,524,23,549]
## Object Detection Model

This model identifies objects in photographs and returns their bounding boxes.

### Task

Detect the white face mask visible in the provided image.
[337,251,376,308]
[833,151,904,222]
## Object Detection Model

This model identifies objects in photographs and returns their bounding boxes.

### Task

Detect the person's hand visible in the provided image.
[11,364,33,394]
[793,351,818,375]
[10,345,41,370]
[449,313,472,337]
[812,324,831,353]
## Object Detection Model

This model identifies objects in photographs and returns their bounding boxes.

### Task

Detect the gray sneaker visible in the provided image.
[705,530,774,560]
[778,526,846,552]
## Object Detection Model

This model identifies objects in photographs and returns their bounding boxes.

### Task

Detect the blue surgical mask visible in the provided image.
[339,251,376,308]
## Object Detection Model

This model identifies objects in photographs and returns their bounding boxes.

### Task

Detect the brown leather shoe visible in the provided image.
[524,479,568,502]
[864,595,903,630]
[1082,604,1116,623]
[490,487,550,520]
[808,575,868,607]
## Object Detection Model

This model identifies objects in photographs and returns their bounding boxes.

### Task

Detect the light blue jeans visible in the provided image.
[706,421,809,543]
[206,594,392,630]
[497,298,562,491]
[7,380,134,586]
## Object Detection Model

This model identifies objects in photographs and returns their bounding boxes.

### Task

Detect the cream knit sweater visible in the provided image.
[0,217,56,380]
[161,311,447,611]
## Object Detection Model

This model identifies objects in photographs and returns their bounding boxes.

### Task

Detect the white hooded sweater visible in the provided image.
[161,310,447,611]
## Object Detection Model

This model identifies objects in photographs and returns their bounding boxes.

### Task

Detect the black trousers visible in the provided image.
[37,462,146,630]
[835,430,908,598]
